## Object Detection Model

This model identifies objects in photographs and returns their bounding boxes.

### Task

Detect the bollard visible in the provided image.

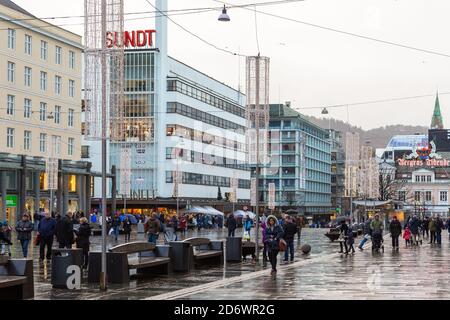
[301,244,311,255]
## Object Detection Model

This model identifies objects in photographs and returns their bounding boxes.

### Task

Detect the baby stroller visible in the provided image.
[372,232,384,253]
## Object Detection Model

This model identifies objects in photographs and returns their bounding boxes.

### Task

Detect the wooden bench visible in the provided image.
[88,242,172,284]
[170,238,223,272]
[0,259,34,300]
[242,241,264,260]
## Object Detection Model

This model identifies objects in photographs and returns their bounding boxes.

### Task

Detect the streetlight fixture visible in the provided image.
[218,5,231,22]
[321,108,329,115]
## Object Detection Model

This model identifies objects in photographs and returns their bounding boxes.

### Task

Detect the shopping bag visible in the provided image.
[34,234,41,246]
[243,230,250,241]
[279,239,287,252]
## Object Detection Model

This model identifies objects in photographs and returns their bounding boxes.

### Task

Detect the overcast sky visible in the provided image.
[15,0,450,130]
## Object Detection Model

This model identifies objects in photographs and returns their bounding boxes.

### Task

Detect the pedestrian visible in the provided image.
[38,211,57,261]
[261,219,268,262]
[15,213,34,258]
[227,213,237,238]
[145,213,161,244]
[282,216,297,262]
[33,212,41,231]
[429,217,436,244]
[243,215,253,241]
[75,217,91,269]
[358,218,372,251]
[179,215,187,236]
[409,215,420,246]
[389,216,402,251]
[421,217,429,239]
[403,226,411,247]
[446,217,450,241]
[435,215,444,245]
[0,222,13,256]
[60,212,75,249]
[346,227,355,254]
[264,215,284,275]
[111,214,121,242]
[370,214,384,250]
[55,214,63,245]
[122,216,132,242]
[338,220,349,254]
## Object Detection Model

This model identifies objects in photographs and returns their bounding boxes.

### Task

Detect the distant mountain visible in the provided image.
[303,116,429,149]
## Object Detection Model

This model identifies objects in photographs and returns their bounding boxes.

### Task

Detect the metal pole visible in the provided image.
[100,0,107,291]
[50,189,53,215]
[255,55,260,261]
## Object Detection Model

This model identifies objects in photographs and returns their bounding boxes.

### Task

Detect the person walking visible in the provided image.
[435,215,444,245]
[75,217,91,269]
[0,222,13,256]
[38,211,56,261]
[15,213,34,258]
[60,212,75,249]
[346,227,355,254]
[179,215,188,237]
[243,215,253,241]
[111,214,121,242]
[409,215,420,246]
[358,218,372,251]
[122,216,132,242]
[145,213,161,244]
[282,216,297,263]
[429,217,436,244]
[403,226,411,247]
[370,214,384,251]
[422,217,430,239]
[261,219,268,262]
[446,217,450,241]
[264,215,284,275]
[338,220,349,254]
[389,216,402,251]
[33,212,41,231]
[296,216,303,242]
[226,213,237,238]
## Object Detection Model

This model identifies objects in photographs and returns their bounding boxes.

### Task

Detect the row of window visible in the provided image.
[306,159,330,173]
[6,96,74,126]
[166,171,250,189]
[305,181,330,194]
[167,79,245,118]
[414,175,433,183]
[166,147,249,171]
[5,128,75,155]
[304,192,331,204]
[166,124,245,152]
[167,102,245,132]
[398,190,449,203]
[6,62,76,96]
[7,29,76,68]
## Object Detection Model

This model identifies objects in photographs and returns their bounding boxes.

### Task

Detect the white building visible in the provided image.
[82,0,249,213]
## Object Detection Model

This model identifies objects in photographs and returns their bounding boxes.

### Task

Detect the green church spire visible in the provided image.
[431,92,444,129]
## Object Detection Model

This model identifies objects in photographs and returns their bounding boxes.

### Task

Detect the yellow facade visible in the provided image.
[0,3,82,160]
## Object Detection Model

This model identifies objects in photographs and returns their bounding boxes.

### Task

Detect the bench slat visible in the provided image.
[128,257,170,269]
[109,242,156,254]
[183,238,211,246]
[0,276,27,289]
[194,251,222,259]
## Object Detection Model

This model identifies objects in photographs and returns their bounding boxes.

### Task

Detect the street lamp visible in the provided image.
[218,5,230,22]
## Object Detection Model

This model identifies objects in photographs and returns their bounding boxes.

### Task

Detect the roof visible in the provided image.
[0,0,36,18]
[431,93,444,129]
[269,104,329,134]
[386,134,428,149]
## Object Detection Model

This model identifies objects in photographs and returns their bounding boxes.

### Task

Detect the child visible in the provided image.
[403,226,411,247]
[0,222,12,256]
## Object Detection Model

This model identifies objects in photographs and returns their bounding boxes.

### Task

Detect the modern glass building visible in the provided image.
[260,104,331,219]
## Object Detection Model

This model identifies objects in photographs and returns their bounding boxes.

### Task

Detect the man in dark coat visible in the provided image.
[435,215,444,245]
[226,213,237,238]
[389,216,402,251]
[38,211,56,261]
[282,216,297,262]
[59,212,74,249]
[409,215,420,245]
[16,213,34,258]
[75,218,91,268]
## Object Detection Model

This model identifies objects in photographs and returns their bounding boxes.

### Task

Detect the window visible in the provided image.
[40,71,47,91]
[68,109,74,127]
[68,138,74,156]
[415,176,420,182]
[81,146,90,159]
[69,80,75,97]
[39,102,47,121]
[24,99,31,118]
[398,191,406,202]
[7,95,15,115]
[414,191,421,202]
[24,67,32,87]
[421,175,426,182]
[39,133,47,152]
[7,61,15,83]
[55,46,62,64]
[6,128,14,148]
[69,51,75,69]
[425,191,432,202]
[40,41,48,60]
[24,35,32,55]
[24,131,31,151]
[52,136,61,156]
[440,191,448,203]
[55,76,61,95]
[7,29,15,49]
[54,106,61,124]
[427,176,432,182]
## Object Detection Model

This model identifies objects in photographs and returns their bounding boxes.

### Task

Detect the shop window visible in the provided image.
[68,175,77,192]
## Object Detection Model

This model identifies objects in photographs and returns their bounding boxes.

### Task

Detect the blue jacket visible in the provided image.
[243,218,252,231]
[264,215,284,251]
[38,217,56,239]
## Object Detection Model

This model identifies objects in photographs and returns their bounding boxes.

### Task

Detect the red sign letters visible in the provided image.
[106,30,156,48]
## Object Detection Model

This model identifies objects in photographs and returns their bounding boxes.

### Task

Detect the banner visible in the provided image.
[268,183,276,210]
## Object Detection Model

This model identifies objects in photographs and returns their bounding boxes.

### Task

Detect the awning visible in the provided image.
[352,200,392,207]
[203,206,224,216]
[233,210,256,219]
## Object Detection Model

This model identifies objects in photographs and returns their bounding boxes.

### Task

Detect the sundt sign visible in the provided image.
[106,30,156,48]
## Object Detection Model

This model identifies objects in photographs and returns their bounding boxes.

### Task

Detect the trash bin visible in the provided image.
[51,249,83,289]
[137,222,145,234]
[169,241,192,272]
[226,237,242,262]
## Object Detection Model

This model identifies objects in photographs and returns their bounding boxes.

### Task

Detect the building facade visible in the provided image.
[0,0,86,223]
[260,104,331,218]
[330,130,345,215]
[82,0,250,214]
